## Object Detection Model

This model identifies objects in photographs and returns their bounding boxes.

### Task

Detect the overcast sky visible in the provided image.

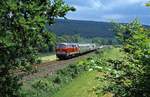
[64,0,150,25]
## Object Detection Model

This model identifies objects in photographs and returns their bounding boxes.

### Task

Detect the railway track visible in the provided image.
[22,50,98,81]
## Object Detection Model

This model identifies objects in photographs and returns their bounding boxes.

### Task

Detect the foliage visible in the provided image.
[20,64,86,97]
[38,32,56,53]
[95,20,150,97]
[0,0,74,97]
[92,37,118,45]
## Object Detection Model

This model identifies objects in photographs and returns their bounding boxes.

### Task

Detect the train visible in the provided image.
[55,43,97,59]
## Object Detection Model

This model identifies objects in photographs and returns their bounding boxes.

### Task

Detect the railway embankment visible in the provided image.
[22,51,97,81]
[21,46,109,81]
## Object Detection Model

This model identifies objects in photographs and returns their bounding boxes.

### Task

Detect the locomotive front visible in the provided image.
[56,43,80,59]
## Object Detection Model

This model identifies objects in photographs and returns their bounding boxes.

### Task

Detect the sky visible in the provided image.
[64,0,150,25]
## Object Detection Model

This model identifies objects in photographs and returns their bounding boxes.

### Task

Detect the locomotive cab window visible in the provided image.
[57,44,66,48]
[72,45,75,48]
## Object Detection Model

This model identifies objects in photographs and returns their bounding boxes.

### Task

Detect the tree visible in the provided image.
[92,37,102,45]
[116,20,150,97]
[145,1,150,6]
[57,34,80,43]
[99,19,150,97]
[0,0,75,97]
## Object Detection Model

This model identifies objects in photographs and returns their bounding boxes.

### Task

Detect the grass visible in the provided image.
[101,47,125,60]
[52,71,99,97]
[39,53,57,63]
[52,71,113,97]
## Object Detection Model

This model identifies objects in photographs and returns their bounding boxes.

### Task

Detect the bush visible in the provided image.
[20,64,86,97]
[95,20,150,97]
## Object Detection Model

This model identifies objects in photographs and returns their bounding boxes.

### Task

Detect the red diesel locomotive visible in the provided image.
[56,43,96,59]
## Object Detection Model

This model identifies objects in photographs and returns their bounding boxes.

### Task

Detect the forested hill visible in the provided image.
[47,19,115,38]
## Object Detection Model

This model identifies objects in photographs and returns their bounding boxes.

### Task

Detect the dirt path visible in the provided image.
[22,51,96,81]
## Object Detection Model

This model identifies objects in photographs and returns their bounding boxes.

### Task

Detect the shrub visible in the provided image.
[20,64,86,97]
[96,20,150,97]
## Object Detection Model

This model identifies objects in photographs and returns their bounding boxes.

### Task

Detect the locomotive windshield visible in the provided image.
[56,44,66,48]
